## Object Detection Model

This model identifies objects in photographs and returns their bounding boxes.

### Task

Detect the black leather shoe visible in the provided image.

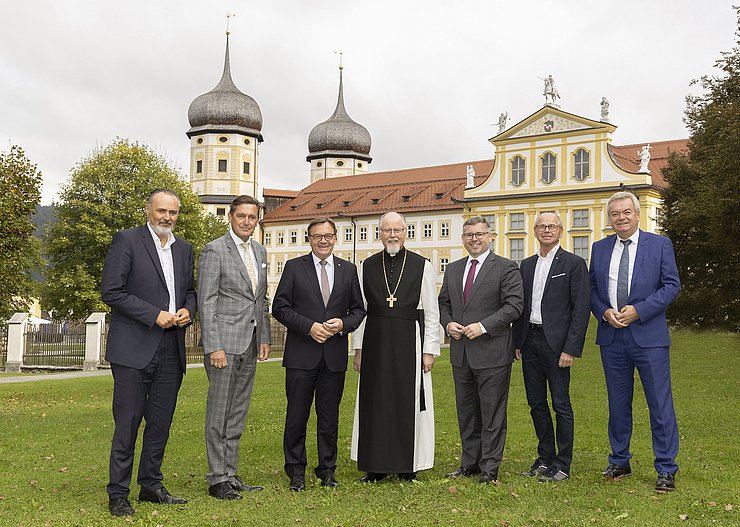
[289,475,305,492]
[109,496,135,517]
[320,472,339,488]
[209,481,243,500]
[655,472,676,492]
[138,485,187,504]
[359,472,387,483]
[446,466,481,479]
[539,467,570,482]
[521,461,550,477]
[602,463,632,479]
[229,476,263,493]
[478,471,499,484]
[397,472,418,482]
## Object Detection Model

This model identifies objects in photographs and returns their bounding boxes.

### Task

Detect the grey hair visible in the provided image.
[463,216,490,229]
[607,191,640,214]
[534,212,562,228]
[379,211,406,228]
[147,188,180,207]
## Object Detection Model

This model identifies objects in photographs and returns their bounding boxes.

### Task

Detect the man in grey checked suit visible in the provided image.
[438,216,524,484]
[198,195,271,500]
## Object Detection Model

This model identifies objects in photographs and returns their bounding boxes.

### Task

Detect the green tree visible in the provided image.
[42,139,226,319]
[661,8,740,330]
[0,146,43,320]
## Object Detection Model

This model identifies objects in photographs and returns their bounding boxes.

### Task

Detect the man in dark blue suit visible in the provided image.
[589,191,681,492]
[272,217,366,491]
[101,189,196,516]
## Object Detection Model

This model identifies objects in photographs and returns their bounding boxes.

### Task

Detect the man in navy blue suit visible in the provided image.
[273,217,366,491]
[101,189,196,516]
[589,191,681,492]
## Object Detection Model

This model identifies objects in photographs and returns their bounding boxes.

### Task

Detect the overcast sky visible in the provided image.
[1,1,735,204]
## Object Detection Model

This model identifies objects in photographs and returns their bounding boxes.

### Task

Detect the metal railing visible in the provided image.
[24,321,86,368]
[0,325,7,367]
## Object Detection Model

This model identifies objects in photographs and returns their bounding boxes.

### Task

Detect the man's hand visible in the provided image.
[603,308,628,329]
[310,322,333,343]
[323,318,344,335]
[558,352,574,368]
[616,305,639,325]
[353,349,362,372]
[463,323,484,340]
[446,322,465,340]
[155,310,177,329]
[422,353,435,373]
[258,344,271,361]
[515,348,521,361]
[209,349,227,368]
[174,308,191,327]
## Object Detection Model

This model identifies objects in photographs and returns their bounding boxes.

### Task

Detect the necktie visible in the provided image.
[319,260,330,306]
[463,259,478,304]
[242,242,258,294]
[617,239,632,310]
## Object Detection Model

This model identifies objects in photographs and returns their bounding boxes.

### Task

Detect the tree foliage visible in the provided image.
[0,146,43,320]
[661,8,740,330]
[42,139,226,319]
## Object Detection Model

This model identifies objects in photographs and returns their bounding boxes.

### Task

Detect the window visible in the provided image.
[573,236,589,263]
[344,228,353,242]
[573,209,589,228]
[511,156,525,186]
[303,230,309,243]
[276,232,284,246]
[243,161,250,174]
[440,221,450,238]
[276,261,283,274]
[290,230,297,244]
[219,136,228,143]
[196,160,203,174]
[266,262,270,275]
[407,224,416,239]
[243,138,251,145]
[439,258,449,273]
[374,226,380,240]
[218,159,227,172]
[264,232,272,246]
[541,152,556,184]
[573,149,589,181]
[216,207,226,217]
[510,213,525,231]
[510,238,524,264]
[359,226,367,241]
[422,222,432,239]
[336,160,344,167]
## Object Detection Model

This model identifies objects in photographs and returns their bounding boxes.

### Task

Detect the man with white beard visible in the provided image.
[351,212,440,482]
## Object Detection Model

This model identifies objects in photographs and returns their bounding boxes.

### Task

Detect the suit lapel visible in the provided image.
[602,235,617,294]
[466,252,495,305]
[630,230,647,294]
[140,226,166,288]
[303,254,324,303]
[542,247,564,297]
[452,258,467,306]
[225,234,251,292]
[328,255,344,305]
[172,237,183,307]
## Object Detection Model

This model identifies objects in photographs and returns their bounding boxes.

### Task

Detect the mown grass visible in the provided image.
[0,325,737,526]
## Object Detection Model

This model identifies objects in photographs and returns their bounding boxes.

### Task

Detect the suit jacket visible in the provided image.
[439,252,524,369]
[101,225,196,371]
[512,247,590,357]
[198,233,271,355]
[589,230,681,348]
[272,253,366,372]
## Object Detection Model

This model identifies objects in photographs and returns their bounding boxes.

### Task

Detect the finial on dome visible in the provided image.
[226,12,235,35]
[337,50,343,71]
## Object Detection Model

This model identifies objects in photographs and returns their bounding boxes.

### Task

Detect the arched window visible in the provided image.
[511,156,525,186]
[541,152,557,184]
[574,149,590,181]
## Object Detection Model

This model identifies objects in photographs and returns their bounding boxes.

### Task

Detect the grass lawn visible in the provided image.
[0,326,737,526]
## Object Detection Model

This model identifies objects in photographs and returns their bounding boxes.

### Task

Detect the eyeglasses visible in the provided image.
[534,224,560,232]
[380,228,404,235]
[609,208,635,219]
[309,233,336,242]
[462,232,489,240]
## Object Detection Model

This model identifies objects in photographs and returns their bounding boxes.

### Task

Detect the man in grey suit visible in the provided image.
[198,195,271,500]
[438,216,523,484]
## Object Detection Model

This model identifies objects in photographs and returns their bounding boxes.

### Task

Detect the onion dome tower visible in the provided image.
[186,31,262,217]
[307,65,372,183]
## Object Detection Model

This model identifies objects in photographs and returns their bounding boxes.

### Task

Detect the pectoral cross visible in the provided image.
[386,293,397,308]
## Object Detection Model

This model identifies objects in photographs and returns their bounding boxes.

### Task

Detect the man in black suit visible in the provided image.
[513,212,590,482]
[438,216,524,484]
[272,217,366,491]
[101,189,196,517]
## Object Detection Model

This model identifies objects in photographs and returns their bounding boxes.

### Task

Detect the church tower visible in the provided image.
[186,31,263,217]
[306,65,372,183]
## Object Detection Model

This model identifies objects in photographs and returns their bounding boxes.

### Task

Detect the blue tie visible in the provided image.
[617,239,632,310]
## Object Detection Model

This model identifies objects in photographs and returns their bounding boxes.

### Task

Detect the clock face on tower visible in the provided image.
[544,120,554,132]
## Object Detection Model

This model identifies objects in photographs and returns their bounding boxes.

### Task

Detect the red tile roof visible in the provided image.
[609,139,689,188]
[263,188,300,199]
[262,160,493,223]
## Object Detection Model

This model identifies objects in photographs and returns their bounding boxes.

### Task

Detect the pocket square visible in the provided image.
[550,273,566,279]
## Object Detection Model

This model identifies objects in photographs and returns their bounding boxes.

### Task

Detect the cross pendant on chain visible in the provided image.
[386,293,397,308]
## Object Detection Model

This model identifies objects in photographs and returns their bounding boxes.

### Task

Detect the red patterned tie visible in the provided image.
[463,259,478,304]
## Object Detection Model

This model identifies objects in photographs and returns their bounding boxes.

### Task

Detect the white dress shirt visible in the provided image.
[229,228,258,274]
[529,244,560,324]
[608,230,640,311]
[311,252,334,295]
[146,223,177,314]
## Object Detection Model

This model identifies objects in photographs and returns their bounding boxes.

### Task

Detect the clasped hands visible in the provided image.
[446,321,483,341]
[310,318,344,344]
[603,305,639,328]
[156,308,190,329]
